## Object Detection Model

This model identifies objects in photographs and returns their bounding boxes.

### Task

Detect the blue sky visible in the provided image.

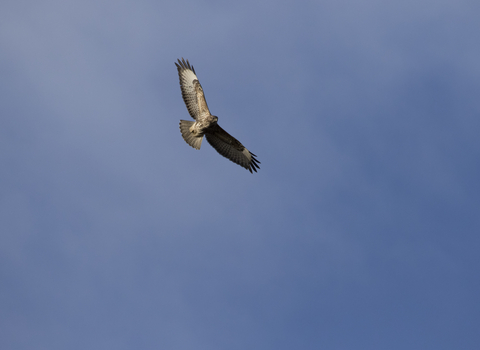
[1,0,479,349]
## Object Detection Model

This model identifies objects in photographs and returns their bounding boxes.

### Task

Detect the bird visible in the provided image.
[175,58,260,173]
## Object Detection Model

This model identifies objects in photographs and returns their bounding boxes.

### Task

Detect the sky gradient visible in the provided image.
[1,1,479,349]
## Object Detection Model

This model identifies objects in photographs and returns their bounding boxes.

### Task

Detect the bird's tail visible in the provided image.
[179,120,203,150]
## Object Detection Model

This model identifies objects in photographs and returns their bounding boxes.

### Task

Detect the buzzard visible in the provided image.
[175,58,260,173]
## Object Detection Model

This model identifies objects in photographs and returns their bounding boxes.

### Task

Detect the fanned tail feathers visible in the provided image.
[179,120,203,150]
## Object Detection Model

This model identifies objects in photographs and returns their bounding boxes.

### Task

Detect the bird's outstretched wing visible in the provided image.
[205,124,260,173]
[175,58,210,120]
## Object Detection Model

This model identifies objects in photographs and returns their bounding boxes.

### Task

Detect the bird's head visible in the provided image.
[213,115,219,123]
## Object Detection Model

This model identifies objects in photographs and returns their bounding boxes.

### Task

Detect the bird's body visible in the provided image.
[175,58,260,173]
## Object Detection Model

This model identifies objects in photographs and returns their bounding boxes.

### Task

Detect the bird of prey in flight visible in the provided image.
[175,58,260,173]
